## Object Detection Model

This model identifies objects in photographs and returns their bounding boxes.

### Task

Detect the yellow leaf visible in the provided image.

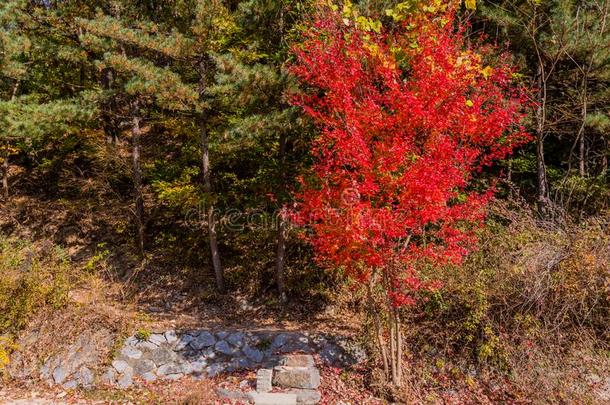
[481,65,493,79]
[465,0,476,10]
[465,99,474,107]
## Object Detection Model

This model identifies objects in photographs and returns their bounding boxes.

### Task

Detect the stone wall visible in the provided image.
[10,328,365,390]
[102,329,365,389]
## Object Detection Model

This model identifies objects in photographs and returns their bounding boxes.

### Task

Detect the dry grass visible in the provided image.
[387,198,610,403]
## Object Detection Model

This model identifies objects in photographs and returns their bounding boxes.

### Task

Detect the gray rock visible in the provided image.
[141,371,157,382]
[281,355,315,368]
[319,344,341,365]
[288,389,321,404]
[77,367,94,388]
[164,330,178,344]
[163,373,184,381]
[157,363,183,376]
[214,340,236,355]
[334,338,367,364]
[189,331,216,350]
[297,336,310,344]
[149,333,166,346]
[228,357,250,371]
[243,345,264,363]
[120,346,143,360]
[216,331,230,340]
[52,367,67,384]
[281,340,312,354]
[174,334,195,351]
[273,366,320,389]
[272,334,290,349]
[62,380,78,389]
[226,332,246,348]
[247,334,262,346]
[248,392,298,405]
[311,335,327,346]
[180,362,194,374]
[136,341,159,351]
[117,367,134,389]
[216,388,250,401]
[190,359,208,373]
[124,336,139,347]
[201,348,216,360]
[205,362,227,377]
[112,360,130,373]
[150,347,176,366]
[100,367,116,385]
[256,368,273,393]
[133,359,156,376]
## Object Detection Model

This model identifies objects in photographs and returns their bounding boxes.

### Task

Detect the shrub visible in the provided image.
[413,199,609,366]
[0,236,72,333]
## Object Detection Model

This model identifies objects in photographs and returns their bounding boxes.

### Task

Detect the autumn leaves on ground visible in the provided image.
[0,0,609,404]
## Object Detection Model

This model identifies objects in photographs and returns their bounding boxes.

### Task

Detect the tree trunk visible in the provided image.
[578,81,587,177]
[535,62,549,214]
[2,150,8,200]
[275,132,288,303]
[199,59,225,294]
[394,308,403,385]
[389,309,397,385]
[367,274,389,379]
[131,106,145,258]
[602,139,608,178]
[273,6,289,304]
[3,82,20,200]
[200,113,225,294]
[101,67,118,145]
[275,217,288,303]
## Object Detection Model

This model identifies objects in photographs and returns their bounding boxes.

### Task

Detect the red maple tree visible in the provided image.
[289,2,530,385]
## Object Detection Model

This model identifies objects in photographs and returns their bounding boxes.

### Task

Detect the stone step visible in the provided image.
[280,354,315,368]
[256,368,273,392]
[249,392,298,405]
[273,366,320,389]
[288,389,321,404]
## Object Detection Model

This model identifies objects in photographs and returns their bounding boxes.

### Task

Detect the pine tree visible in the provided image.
[77,10,199,258]
[210,0,313,302]
[479,0,610,214]
[0,0,29,199]
[0,0,97,200]
[77,1,236,290]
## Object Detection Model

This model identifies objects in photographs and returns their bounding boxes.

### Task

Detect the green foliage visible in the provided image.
[135,328,151,341]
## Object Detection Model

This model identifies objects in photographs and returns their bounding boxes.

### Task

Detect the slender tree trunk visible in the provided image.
[1,150,8,200]
[273,5,289,304]
[535,62,549,214]
[578,81,587,177]
[131,104,145,258]
[389,307,397,385]
[200,115,224,293]
[275,217,288,303]
[394,307,403,385]
[367,274,389,379]
[275,132,288,303]
[101,68,117,145]
[602,139,608,178]
[383,269,402,386]
[3,82,20,200]
[199,59,225,294]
